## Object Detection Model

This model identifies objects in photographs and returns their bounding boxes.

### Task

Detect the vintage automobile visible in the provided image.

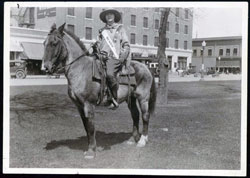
[10,60,27,79]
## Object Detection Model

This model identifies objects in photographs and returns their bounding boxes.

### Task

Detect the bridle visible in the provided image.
[49,33,87,75]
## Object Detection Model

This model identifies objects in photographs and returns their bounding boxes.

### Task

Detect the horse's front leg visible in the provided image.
[74,100,96,159]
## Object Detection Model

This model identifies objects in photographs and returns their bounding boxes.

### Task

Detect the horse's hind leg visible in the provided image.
[127,96,140,144]
[137,99,150,147]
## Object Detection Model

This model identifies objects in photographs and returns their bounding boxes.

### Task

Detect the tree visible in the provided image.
[156,8,171,105]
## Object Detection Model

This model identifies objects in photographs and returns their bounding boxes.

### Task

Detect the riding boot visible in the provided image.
[107,78,119,110]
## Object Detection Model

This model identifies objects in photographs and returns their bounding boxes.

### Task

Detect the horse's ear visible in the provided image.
[50,23,57,33]
[58,23,66,34]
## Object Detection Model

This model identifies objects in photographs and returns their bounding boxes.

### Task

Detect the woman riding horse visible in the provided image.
[43,23,156,159]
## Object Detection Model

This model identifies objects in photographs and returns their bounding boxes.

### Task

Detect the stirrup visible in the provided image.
[108,98,119,110]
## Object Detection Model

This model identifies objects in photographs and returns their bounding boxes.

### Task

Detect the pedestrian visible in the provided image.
[95,8,130,110]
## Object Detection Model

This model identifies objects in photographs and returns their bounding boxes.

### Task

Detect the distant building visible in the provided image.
[10,7,193,74]
[192,36,242,74]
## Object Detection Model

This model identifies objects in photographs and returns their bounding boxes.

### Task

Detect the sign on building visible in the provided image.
[37,7,56,19]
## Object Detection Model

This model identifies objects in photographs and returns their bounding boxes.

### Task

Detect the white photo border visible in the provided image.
[3,1,248,176]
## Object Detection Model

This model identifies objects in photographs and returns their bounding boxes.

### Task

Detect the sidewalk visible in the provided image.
[168,72,242,82]
[9,73,241,86]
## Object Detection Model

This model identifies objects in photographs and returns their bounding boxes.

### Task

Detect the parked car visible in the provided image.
[206,69,216,75]
[10,60,27,79]
[187,68,196,74]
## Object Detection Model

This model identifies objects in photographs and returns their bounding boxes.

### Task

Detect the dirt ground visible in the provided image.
[9,80,241,169]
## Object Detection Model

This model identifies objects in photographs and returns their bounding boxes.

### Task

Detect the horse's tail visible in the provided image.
[149,74,157,115]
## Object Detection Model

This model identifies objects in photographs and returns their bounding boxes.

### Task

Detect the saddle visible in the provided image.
[92,58,136,105]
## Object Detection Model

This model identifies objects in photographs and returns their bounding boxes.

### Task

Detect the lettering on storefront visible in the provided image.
[37,7,56,19]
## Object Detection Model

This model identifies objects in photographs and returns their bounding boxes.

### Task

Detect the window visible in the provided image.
[143,35,148,46]
[175,39,179,49]
[166,22,169,31]
[131,15,136,26]
[226,49,230,56]
[174,62,177,68]
[154,37,159,46]
[185,9,189,19]
[208,49,212,56]
[155,8,160,12]
[184,25,188,34]
[184,41,188,50]
[68,7,75,16]
[155,19,159,30]
[119,12,123,24]
[175,23,179,33]
[143,17,148,28]
[166,38,169,48]
[85,27,92,40]
[176,8,179,17]
[200,49,203,56]
[67,24,75,34]
[219,49,223,56]
[130,33,136,44]
[233,48,238,56]
[86,7,92,18]
[29,8,35,23]
[193,49,197,56]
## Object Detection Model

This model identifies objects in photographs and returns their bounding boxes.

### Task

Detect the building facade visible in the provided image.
[192,36,242,73]
[10,7,193,73]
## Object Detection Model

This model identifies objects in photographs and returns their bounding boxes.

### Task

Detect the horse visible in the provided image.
[42,23,157,159]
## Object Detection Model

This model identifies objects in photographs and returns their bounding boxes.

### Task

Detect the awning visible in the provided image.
[10,39,23,52]
[21,42,44,60]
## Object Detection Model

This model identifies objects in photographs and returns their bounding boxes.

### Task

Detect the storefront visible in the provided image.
[21,42,45,75]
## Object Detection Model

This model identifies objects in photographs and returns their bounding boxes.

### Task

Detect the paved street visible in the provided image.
[9,73,241,86]
[9,80,241,169]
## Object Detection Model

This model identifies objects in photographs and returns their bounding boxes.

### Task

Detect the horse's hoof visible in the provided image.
[84,150,96,159]
[126,137,136,145]
[136,135,148,148]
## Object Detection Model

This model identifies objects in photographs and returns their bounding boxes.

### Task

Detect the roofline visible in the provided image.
[192,36,242,41]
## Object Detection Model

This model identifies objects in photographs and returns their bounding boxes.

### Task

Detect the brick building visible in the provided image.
[192,36,242,74]
[10,7,193,73]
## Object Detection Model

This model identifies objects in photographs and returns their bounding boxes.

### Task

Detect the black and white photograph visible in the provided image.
[3,1,248,176]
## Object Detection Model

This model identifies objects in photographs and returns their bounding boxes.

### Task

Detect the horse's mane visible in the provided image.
[63,29,89,55]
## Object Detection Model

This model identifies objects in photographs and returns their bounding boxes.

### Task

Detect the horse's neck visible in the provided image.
[63,33,84,64]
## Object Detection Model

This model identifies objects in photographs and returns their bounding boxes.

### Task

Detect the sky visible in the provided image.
[192,8,243,38]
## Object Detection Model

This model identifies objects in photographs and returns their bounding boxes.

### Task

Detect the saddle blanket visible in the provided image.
[92,59,136,86]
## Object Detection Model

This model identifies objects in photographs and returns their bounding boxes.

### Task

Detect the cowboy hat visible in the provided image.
[99,8,121,23]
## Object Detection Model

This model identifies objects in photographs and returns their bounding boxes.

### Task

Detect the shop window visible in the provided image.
[219,49,223,56]
[233,48,238,56]
[208,49,212,56]
[193,49,197,56]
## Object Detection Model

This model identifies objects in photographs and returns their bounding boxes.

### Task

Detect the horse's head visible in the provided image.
[43,23,68,74]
